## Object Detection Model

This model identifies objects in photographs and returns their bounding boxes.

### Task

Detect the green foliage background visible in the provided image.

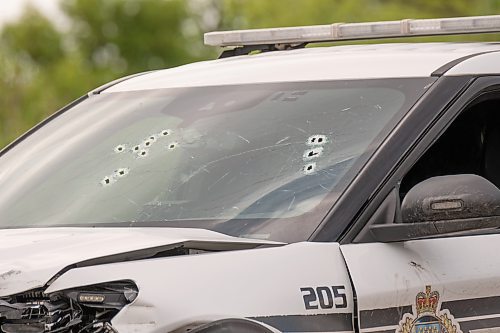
[0,0,499,148]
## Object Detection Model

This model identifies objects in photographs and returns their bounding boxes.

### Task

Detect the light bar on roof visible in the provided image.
[204,15,500,47]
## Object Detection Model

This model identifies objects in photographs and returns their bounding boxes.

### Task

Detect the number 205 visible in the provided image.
[300,286,348,310]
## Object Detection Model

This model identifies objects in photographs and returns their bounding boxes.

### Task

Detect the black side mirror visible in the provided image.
[370,174,500,242]
[401,174,500,223]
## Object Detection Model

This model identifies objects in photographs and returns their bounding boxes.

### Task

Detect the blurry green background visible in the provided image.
[0,0,499,148]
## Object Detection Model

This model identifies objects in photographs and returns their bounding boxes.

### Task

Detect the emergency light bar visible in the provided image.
[204,15,500,47]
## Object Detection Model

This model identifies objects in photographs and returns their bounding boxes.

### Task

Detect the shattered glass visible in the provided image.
[0,78,435,242]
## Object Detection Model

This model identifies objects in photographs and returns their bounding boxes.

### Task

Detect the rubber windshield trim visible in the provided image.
[90,71,156,95]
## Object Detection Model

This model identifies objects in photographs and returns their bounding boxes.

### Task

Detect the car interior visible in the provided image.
[400,97,500,199]
[355,95,500,242]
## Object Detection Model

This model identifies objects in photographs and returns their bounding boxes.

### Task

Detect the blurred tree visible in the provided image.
[0,7,63,146]
[2,6,64,67]
[0,44,31,146]
[61,0,211,74]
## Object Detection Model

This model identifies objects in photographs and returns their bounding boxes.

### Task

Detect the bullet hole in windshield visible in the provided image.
[138,149,149,158]
[149,135,157,142]
[114,144,126,153]
[144,139,153,147]
[133,145,140,152]
[302,134,328,174]
[100,167,129,187]
[161,130,170,136]
[168,142,177,150]
[303,162,316,175]
[303,147,323,160]
[115,167,129,178]
[100,176,113,187]
[307,135,328,146]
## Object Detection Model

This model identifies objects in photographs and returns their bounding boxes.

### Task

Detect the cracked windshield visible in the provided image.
[0,78,434,242]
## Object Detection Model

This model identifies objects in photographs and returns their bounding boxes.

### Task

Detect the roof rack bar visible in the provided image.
[204,15,500,47]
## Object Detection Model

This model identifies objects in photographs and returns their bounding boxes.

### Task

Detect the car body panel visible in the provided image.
[342,234,500,333]
[445,51,500,76]
[103,44,500,92]
[45,242,354,333]
[0,227,280,296]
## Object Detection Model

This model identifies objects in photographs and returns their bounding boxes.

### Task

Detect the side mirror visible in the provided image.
[370,174,500,242]
[401,174,500,222]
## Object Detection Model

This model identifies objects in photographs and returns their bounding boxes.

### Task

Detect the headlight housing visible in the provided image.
[0,281,138,333]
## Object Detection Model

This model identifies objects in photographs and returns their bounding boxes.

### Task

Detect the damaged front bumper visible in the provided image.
[0,281,137,333]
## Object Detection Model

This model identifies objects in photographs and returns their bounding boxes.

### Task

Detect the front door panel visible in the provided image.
[341,234,500,333]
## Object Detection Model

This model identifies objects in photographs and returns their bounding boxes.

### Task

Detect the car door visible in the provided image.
[342,235,500,333]
[341,75,500,333]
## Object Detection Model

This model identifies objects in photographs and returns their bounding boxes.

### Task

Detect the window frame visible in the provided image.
[318,75,498,244]
[343,76,500,244]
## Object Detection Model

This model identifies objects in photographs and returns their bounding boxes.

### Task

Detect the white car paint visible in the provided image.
[0,227,280,296]
[46,242,353,333]
[341,234,500,333]
[103,43,500,92]
[445,52,500,76]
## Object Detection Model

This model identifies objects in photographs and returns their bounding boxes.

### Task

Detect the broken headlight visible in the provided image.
[0,281,138,333]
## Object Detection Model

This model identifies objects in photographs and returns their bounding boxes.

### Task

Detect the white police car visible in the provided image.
[1,15,500,333]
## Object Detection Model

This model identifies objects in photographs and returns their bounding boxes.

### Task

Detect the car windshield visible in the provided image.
[0,78,435,242]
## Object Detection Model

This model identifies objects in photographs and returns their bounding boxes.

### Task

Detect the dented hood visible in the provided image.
[0,227,280,296]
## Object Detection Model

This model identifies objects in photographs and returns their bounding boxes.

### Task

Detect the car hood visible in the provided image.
[0,227,281,297]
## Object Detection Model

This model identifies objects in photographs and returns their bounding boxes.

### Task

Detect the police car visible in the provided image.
[1,14,500,333]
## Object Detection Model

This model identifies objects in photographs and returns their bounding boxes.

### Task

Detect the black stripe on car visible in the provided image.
[444,296,500,319]
[360,295,500,330]
[360,306,412,329]
[251,313,353,332]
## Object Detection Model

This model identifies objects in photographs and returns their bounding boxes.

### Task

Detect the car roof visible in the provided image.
[104,42,500,93]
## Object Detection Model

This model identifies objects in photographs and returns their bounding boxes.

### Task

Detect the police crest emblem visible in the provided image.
[397,286,462,333]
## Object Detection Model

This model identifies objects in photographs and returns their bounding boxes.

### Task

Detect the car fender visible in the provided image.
[46,242,354,333]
